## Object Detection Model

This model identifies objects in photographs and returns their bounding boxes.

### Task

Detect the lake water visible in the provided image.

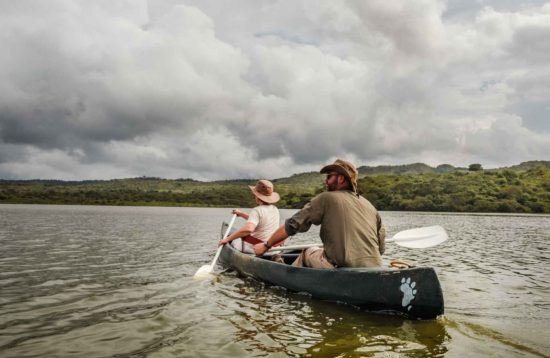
[0,204,548,357]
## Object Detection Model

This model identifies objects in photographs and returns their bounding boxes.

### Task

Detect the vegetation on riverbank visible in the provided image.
[359,166,549,213]
[1,161,548,213]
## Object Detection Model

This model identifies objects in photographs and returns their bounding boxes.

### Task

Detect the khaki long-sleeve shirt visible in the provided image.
[285,190,385,267]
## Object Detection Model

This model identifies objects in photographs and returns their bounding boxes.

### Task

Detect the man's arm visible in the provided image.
[377,214,386,255]
[232,209,249,220]
[253,225,289,256]
[219,222,256,245]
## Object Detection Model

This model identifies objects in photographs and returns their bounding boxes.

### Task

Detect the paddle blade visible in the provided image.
[389,225,448,248]
[193,264,214,280]
[193,214,237,280]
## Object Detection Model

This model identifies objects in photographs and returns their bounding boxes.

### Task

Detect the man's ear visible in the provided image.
[340,176,351,189]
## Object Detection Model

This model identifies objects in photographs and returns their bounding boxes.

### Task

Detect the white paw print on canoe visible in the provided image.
[400,277,417,311]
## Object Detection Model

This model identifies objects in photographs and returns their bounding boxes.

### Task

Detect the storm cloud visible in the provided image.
[0,0,548,180]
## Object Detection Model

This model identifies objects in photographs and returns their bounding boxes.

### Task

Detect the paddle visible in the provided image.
[268,225,448,252]
[193,213,237,279]
[387,225,448,248]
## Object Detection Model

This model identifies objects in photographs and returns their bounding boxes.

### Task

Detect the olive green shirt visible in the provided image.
[285,191,385,267]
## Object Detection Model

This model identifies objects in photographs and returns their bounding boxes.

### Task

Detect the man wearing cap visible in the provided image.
[254,159,385,268]
[219,180,281,254]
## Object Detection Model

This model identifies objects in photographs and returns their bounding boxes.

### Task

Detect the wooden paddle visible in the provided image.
[268,225,448,252]
[193,214,237,279]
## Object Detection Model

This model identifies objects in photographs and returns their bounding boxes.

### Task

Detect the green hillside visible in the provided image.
[0,161,549,213]
[358,162,461,175]
[359,166,550,213]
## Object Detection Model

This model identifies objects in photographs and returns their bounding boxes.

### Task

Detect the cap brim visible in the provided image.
[320,164,350,180]
[320,164,340,174]
[320,164,357,192]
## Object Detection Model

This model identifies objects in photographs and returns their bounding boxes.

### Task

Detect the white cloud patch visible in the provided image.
[0,0,548,180]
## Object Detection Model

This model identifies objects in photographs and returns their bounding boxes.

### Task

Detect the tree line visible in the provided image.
[357,166,549,213]
[0,165,548,213]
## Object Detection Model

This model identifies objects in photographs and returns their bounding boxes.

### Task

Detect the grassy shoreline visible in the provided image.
[1,162,549,213]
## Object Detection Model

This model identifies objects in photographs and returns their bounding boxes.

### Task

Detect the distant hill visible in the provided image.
[1,161,548,213]
[273,163,456,187]
[357,161,549,176]
[273,171,322,186]
[274,161,549,185]
[500,160,550,171]
[357,163,467,176]
[1,161,547,186]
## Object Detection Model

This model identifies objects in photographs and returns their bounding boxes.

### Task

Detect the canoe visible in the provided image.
[218,225,444,320]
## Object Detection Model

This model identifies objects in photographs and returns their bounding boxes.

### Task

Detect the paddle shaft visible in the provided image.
[208,214,237,270]
[269,225,448,252]
[270,239,399,252]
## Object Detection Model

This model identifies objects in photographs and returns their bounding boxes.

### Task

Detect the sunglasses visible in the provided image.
[325,172,340,180]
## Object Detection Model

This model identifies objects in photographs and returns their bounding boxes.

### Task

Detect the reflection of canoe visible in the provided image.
[218,227,444,320]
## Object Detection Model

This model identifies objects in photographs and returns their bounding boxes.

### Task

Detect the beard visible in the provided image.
[326,183,337,191]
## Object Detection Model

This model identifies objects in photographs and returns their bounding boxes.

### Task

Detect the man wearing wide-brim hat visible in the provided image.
[254,159,385,268]
[220,180,282,254]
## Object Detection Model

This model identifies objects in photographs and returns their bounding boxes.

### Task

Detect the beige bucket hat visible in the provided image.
[249,179,280,204]
[320,159,358,192]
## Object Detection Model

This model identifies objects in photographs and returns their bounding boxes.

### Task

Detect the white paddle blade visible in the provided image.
[389,225,448,248]
[193,214,238,280]
[193,264,214,279]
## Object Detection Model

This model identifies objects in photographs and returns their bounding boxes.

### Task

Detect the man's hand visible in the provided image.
[254,242,269,256]
[254,225,289,256]
[218,238,229,246]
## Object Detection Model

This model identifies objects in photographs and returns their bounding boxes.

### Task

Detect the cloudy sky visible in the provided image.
[0,0,549,180]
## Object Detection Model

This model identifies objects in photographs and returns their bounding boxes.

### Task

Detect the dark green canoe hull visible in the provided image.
[219,243,444,320]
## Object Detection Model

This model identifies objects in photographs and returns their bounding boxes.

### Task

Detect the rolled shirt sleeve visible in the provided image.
[247,208,260,226]
[285,196,325,236]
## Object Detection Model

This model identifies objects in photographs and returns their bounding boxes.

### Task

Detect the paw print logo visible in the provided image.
[400,277,417,311]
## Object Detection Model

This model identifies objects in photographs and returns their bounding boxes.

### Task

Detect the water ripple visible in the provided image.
[1,205,548,357]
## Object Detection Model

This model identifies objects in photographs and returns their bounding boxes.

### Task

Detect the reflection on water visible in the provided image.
[0,205,549,357]
[217,274,449,357]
